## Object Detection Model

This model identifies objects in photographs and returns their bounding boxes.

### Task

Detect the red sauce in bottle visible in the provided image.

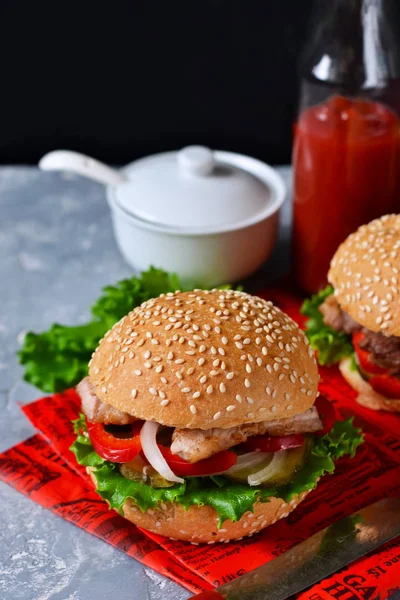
[292,95,400,293]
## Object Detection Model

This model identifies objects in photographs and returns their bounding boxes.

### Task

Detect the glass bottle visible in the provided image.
[292,0,400,294]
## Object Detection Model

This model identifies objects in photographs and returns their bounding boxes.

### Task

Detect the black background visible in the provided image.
[0,1,313,165]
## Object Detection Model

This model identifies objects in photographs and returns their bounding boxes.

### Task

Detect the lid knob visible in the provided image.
[178,146,215,177]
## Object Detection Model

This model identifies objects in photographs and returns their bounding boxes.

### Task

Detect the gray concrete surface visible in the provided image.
[0,165,291,600]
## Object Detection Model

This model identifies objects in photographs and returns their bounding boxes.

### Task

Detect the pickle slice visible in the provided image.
[120,457,174,488]
[224,452,273,484]
[247,438,311,488]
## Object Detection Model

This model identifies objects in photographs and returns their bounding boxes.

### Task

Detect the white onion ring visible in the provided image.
[247,451,287,487]
[140,421,184,484]
[225,451,270,475]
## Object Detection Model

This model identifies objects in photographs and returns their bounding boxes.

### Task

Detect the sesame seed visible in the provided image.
[213,359,220,367]
[199,345,206,352]
[149,388,157,396]
[271,405,277,413]
[244,378,251,388]
[160,399,169,407]
[198,357,205,366]
[144,361,152,369]
[222,336,228,345]
[192,391,201,399]
[246,364,252,373]
[236,394,242,403]
[207,385,213,394]
[243,338,251,345]
[190,405,197,414]
[186,367,194,375]
[220,382,226,393]
[181,387,191,393]
[161,377,167,384]
[287,404,294,410]
[235,341,243,349]
[159,390,166,399]
[213,411,221,420]
[226,405,235,412]
[246,397,254,404]
[200,375,207,383]
[131,389,137,398]
[226,372,234,380]
[134,370,142,376]
[175,358,185,364]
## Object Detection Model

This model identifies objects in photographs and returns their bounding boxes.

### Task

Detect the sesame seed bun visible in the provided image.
[88,290,318,429]
[87,466,310,543]
[328,215,400,337]
[339,357,400,413]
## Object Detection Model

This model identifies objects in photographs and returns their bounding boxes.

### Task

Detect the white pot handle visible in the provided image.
[39,150,126,186]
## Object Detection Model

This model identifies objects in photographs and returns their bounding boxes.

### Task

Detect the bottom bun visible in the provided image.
[88,467,310,543]
[339,358,400,413]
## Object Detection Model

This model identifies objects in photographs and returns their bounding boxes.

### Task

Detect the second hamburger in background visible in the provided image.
[302,214,400,413]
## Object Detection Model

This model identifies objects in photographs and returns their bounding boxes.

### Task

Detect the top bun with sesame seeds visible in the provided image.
[328,214,400,337]
[88,289,319,430]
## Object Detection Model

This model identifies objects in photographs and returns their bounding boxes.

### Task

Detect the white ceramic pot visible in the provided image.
[39,147,285,287]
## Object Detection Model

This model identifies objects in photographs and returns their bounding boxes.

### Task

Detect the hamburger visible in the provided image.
[302,214,400,413]
[71,289,362,543]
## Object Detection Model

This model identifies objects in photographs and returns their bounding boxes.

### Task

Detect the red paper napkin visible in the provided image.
[1,289,400,597]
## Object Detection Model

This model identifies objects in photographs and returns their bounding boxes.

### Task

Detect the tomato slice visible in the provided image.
[369,375,400,399]
[315,395,336,436]
[352,332,387,376]
[159,447,237,476]
[242,434,305,453]
[87,420,143,462]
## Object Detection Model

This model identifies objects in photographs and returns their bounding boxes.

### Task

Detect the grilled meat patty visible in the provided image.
[319,294,361,334]
[319,295,400,376]
[170,407,322,463]
[77,377,137,425]
[77,378,323,462]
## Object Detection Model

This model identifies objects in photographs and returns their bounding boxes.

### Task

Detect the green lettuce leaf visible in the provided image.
[301,286,354,366]
[70,418,363,527]
[18,267,184,393]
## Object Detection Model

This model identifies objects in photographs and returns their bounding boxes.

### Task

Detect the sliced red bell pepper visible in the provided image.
[159,447,237,476]
[369,375,400,399]
[315,395,336,436]
[242,433,305,453]
[87,420,143,462]
[352,332,387,376]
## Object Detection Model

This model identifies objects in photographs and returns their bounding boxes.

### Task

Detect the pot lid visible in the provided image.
[113,146,282,230]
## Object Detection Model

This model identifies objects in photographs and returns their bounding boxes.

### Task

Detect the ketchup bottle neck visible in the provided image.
[302,0,400,92]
